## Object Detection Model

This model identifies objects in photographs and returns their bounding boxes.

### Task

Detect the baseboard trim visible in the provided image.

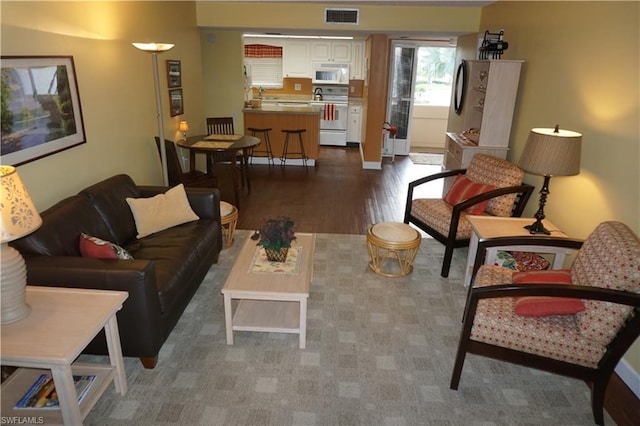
[616,358,640,398]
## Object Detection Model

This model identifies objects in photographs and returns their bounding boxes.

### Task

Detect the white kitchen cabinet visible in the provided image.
[311,41,351,62]
[444,59,523,171]
[283,40,311,78]
[350,40,365,79]
[347,104,362,143]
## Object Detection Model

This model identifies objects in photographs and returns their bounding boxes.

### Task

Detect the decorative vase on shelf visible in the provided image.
[264,247,289,263]
[257,216,296,263]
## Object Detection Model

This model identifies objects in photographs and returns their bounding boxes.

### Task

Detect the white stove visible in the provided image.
[311,85,349,146]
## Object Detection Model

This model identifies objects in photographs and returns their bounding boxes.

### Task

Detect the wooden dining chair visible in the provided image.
[154,137,217,188]
[206,117,249,191]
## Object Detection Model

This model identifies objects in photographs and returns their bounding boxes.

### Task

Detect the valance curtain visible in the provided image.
[243,44,283,87]
[244,44,283,58]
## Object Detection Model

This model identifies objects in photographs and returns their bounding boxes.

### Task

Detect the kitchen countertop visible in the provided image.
[244,105,321,114]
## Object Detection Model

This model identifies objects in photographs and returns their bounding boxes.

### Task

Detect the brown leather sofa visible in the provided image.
[11,174,223,369]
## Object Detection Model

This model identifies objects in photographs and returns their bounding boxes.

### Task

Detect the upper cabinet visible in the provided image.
[310,41,352,62]
[283,40,311,78]
[350,41,365,80]
[243,37,365,83]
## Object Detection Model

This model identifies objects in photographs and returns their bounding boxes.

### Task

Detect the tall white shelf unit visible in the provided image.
[444,59,523,174]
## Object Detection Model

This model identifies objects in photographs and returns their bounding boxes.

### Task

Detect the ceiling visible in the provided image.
[205,0,494,5]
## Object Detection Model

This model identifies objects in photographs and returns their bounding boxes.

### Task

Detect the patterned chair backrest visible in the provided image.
[571,221,640,345]
[465,154,525,217]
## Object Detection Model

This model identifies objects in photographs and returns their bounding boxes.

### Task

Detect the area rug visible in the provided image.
[83,231,608,425]
[408,153,444,166]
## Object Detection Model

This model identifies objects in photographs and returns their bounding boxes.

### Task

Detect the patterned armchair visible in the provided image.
[450,221,640,425]
[404,154,534,277]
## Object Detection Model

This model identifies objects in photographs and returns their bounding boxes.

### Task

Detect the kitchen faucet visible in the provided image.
[258,86,265,98]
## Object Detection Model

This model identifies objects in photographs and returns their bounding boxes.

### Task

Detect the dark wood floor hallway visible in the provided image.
[228,145,442,234]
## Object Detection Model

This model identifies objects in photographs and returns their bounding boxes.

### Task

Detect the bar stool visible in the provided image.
[247,127,274,166]
[280,129,308,167]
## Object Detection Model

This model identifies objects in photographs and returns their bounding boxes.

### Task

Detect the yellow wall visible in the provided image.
[480,1,640,372]
[1,1,204,210]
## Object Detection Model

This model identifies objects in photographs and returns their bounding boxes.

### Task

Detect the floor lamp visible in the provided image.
[518,125,582,234]
[132,42,175,186]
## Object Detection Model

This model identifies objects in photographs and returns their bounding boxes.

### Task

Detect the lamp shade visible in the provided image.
[179,121,189,132]
[132,42,174,52]
[1,166,42,243]
[518,127,582,177]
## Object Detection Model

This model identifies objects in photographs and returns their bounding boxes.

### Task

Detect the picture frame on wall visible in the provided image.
[169,88,184,116]
[166,60,181,88]
[0,55,87,166]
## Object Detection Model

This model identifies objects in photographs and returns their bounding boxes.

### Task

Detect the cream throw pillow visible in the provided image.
[126,184,199,239]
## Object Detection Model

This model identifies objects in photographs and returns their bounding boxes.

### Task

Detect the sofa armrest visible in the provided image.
[23,255,164,355]
[137,185,221,222]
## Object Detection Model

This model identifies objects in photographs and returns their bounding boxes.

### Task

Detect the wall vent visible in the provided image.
[324,8,359,25]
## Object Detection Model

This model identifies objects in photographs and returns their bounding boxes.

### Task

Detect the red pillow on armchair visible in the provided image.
[444,174,497,215]
[512,269,586,317]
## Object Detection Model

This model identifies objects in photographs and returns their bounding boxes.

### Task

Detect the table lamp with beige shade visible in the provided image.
[179,120,189,140]
[518,125,582,235]
[0,166,42,323]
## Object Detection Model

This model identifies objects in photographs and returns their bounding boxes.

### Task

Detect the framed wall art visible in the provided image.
[1,56,86,166]
[169,88,184,116]
[166,60,181,88]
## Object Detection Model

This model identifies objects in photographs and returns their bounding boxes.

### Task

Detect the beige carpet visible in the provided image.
[408,153,444,166]
[82,231,608,425]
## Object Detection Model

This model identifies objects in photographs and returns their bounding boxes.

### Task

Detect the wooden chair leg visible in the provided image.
[140,356,158,369]
[591,377,608,426]
[441,239,456,277]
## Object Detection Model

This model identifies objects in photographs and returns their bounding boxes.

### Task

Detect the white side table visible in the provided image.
[1,286,128,425]
[464,216,573,287]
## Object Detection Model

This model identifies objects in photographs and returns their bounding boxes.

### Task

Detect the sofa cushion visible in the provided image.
[124,219,218,314]
[126,184,199,239]
[10,195,112,257]
[79,233,133,260]
[79,174,141,246]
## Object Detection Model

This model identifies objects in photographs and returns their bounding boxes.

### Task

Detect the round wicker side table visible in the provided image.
[220,201,238,248]
[367,222,421,277]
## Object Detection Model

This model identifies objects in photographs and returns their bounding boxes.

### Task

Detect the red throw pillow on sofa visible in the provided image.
[444,174,496,215]
[512,269,585,317]
[79,233,133,260]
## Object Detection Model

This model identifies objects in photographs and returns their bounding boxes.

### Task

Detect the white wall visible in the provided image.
[410,105,449,152]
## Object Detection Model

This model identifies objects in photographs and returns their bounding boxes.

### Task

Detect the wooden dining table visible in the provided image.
[177,134,260,208]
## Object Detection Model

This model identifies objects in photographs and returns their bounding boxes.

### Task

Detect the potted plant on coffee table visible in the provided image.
[257,216,296,262]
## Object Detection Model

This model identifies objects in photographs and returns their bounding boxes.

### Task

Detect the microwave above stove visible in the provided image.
[312,63,349,85]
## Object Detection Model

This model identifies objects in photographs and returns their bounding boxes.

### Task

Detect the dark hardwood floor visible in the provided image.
[217,145,639,426]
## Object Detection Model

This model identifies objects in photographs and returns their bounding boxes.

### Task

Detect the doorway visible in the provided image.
[385,41,456,156]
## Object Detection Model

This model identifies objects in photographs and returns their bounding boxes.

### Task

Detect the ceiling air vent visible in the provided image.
[325,8,359,25]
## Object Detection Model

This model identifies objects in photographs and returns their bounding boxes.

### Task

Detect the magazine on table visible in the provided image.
[14,373,96,409]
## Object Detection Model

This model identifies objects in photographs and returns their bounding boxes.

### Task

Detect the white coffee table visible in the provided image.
[0,286,128,425]
[222,233,315,349]
[464,216,573,287]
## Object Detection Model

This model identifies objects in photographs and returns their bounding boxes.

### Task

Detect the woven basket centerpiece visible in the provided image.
[264,247,289,262]
[257,216,296,263]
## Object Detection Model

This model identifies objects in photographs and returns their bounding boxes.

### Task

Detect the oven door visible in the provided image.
[313,103,348,130]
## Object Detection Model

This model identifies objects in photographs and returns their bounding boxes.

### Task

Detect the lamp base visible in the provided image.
[1,243,31,324]
[524,220,551,235]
